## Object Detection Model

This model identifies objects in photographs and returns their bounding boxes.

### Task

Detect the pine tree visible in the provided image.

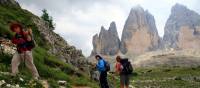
[41,9,55,29]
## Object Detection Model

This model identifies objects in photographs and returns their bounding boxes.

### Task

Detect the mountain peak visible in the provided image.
[91,22,120,56]
[120,5,160,54]
[163,3,200,49]
[131,5,144,12]
[108,21,117,33]
[110,21,116,27]
[100,26,107,36]
[129,5,145,16]
[171,3,189,14]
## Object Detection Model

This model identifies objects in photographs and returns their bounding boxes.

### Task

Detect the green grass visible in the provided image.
[127,67,200,88]
[109,67,200,88]
[0,72,44,88]
[33,47,98,87]
[0,47,98,87]
[0,54,12,72]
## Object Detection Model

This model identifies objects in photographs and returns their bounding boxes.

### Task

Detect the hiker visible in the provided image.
[10,22,39,80]
[115,56,133,88]
[95,55,109,88]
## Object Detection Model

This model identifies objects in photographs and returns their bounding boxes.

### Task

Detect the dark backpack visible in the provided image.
[26,32,36,49]
[30,34,37,48]
[120,58,133,74]
[15,32,36,49]
[103,60,110,72]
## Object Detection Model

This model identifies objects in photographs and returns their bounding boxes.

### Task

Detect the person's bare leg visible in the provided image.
[125,85,129,88]
[120,75,124,88]
[120,84,124,88]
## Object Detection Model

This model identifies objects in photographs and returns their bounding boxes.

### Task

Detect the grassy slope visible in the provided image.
[111,67,200,88]
[0,5,98,88]
[132,67,200,88]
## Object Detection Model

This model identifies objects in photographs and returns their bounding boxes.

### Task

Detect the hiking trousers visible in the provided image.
[99,71,109,88]
[11,51,39,78]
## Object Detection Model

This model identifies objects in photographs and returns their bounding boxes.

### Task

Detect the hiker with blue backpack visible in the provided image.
[115,56,133,88]
[95,55,110,88]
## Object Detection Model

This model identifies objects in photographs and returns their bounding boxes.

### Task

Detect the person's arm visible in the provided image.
[96,60,105,72]
[11,36,26,45]
[115,63,118,74]
[115,63,121,75]
[28,28,33,35]
[26,35,32,42]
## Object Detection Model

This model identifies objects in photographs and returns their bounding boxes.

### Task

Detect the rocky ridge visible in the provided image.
[163,4,200,50]
[120,6,160,55]
[91,22,120,56]
[32,17,87,69]
[91,4,200,57]
[91,6,161,56]
[0,0,20,7]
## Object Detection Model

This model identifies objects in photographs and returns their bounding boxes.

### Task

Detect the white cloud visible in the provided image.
[53,2,127,56]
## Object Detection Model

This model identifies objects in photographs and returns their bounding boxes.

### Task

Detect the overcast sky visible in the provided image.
[16,0,200,56]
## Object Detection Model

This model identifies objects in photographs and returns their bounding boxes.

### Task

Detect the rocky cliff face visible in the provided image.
[91,22,120,56]
[91,4,200,56]
[163,4,200,50]
[32,17,88,69]
[0,0,20,7]
[120,6,160,55]
[91,6,161,56]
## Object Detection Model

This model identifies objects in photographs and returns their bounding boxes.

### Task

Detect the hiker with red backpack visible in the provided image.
[115,56,133,88]
[95,55,110,88]
[10,22,39,80]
